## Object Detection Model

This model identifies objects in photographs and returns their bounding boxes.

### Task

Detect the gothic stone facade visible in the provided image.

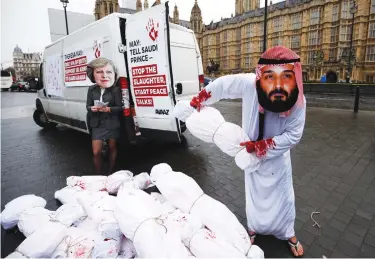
[196,0,375,83]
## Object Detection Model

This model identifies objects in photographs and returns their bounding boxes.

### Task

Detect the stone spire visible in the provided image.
[136,0,142,12]
[173,4,179,23]
[190,0,203,33]
[94,0,120,20]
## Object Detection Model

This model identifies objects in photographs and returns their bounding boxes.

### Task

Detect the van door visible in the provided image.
[125,3,181,141]
[44,41,70,125]
[169,28,200,101]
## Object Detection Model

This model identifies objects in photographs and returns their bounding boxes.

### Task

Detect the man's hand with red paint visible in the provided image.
[190,89,212,112]
[240,138,276,158]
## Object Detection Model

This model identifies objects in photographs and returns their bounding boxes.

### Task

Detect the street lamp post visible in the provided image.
[346,1,357,83]
[263,0,268,53]
[61,0,69,35]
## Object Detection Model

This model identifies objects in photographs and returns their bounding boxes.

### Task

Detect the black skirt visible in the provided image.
[91,121,120,140]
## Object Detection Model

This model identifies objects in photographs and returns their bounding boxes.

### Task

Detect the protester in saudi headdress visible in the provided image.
[188,46,306,257]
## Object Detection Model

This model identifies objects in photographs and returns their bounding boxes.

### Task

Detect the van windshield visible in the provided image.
[1,71,11,77]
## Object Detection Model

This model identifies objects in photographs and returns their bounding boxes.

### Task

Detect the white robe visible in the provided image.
[204,73,306,240]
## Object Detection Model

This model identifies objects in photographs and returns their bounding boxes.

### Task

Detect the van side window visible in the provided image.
[39,63,44,89]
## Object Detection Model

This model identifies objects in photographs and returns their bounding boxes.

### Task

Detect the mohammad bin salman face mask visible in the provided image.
[255,46,304,114]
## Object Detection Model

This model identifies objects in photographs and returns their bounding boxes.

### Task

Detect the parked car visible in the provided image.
[10,81,29,92]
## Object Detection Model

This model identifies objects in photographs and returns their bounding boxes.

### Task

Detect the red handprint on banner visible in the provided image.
[146,18,159,42]
[93,40,102,58]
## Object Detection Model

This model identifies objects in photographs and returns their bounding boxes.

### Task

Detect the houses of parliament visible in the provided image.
[94,0,375,82]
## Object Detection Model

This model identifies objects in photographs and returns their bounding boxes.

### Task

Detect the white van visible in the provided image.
[34,3,203,143]
[1,70,13,91]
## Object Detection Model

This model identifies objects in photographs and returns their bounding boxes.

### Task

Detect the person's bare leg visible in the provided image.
[288,236,304,257]
[92,140,103,174]
[249,231,257,244]
[108,138,117,174]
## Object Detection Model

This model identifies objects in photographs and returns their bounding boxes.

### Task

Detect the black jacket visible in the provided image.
[86,85,122,129]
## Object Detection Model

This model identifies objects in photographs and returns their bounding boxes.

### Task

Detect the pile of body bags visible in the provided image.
[1,164,264,259]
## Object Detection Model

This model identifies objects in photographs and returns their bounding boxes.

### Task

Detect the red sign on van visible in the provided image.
[132,64,158,76]
[136,97,154,107]
[133,75,166,87]
[134,86,168,97]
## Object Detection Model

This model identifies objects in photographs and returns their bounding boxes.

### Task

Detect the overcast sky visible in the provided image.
[1,0,282,67]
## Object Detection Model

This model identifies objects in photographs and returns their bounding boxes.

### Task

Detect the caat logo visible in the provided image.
[146,18,159,42]
[155,109,169,115]
[93,40,102,58]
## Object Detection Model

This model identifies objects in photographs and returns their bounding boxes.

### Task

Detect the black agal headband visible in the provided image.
[258,58,301,65]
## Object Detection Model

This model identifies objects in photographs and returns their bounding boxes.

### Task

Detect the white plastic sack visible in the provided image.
[213,121,250,157]
[166,211,247,258]
[186,106,252,158]
[67,176,107,191]
[92,237,121,259]
[115,188,161,240]
[191,194,252,256]
[133,173,152,190]
[18,207,53,237]
[150,192,177,215]
[17,221,67,258]
[150,164,204,214]
[76,191,113,222]
[5,252,27,258]
[1,195,47,230]
[54,186,83,204]
[51,227,100,259]
[76,217,100,231]
[106,171,133,194]
[118,236,137,259]
[235,148,261,172]
[185,107,225,143]
[52,203,86,227]
[98,215,122,239]
[172,100,194,122]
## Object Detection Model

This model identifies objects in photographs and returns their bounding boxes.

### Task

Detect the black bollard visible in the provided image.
[354,86,360,113]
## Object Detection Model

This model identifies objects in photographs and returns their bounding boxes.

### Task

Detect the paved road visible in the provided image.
[1,92,375,258]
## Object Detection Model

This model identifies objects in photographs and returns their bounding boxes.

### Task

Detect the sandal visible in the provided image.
[288,239,304,257]
[249,231,257,244]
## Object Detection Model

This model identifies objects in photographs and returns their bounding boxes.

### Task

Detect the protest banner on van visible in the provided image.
[63,39,103,87]
[126,4,173,117]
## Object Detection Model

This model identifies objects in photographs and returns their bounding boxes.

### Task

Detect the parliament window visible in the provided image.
[110,3,113,13]
[331,27,339,42]
[216,34,220,44]
[310,8,320,25]
[223,31,228,41]
[273,17,283,32]
[259,22,264,36]
[244,57,251,68]
[246,24,254,38]
[235,59,241,68]
[291,35,300,49]
[369,23,375,38]
[366,46,375,61]
[237,28,242,41]
[340,25,352,41]
[223,60,228,69]
[332,4,339,22]
[308,51,315,64]
[308,31,319,45]
[372,0,375,14]
[366,75,375,83]
[329,49,337,61]
[258,40,264,52]
[291,14,302,30]
[341,0,351,19]
[273,37,282,47]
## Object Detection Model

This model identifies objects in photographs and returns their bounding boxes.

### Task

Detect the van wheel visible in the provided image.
[33,109,57,129]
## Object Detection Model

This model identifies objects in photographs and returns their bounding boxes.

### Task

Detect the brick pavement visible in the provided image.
[1,98,375,258]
